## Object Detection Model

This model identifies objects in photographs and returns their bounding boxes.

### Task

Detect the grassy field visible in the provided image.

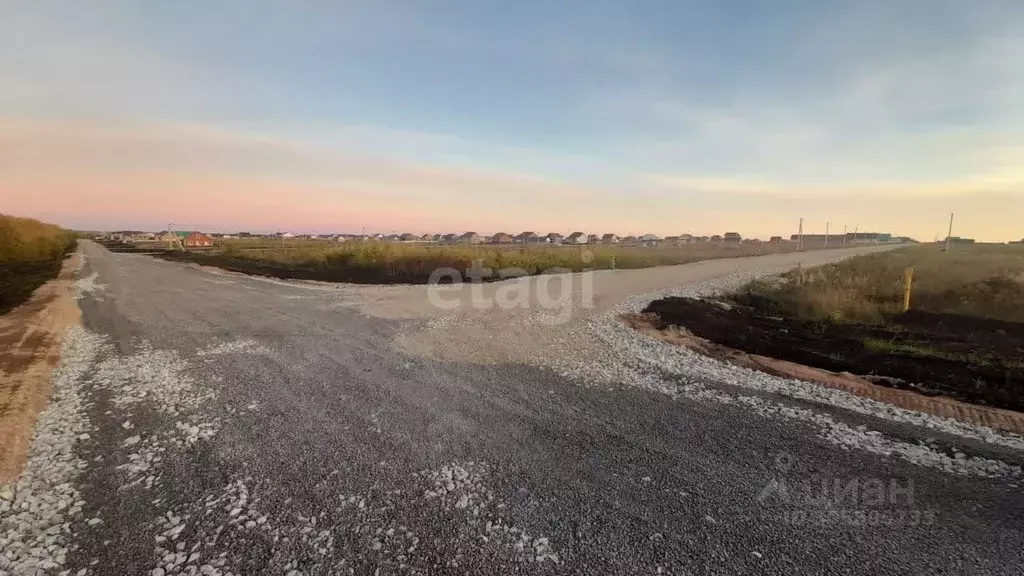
[153,238,808,284]
[733,244,1024,323]
[0,215,77,314]
[646,243,1024,410]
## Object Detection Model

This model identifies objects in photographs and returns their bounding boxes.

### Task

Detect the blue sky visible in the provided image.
[3,0,1022,239]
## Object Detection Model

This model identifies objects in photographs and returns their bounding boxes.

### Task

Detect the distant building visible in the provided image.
[399,233,419,242]
[849,232,893,244]
[601,233,620,244]
[945,236,976,245]
[515,231,540,244]
[421,233,434,242]
[769,236,784,243]
[710,235,722,242]
[492,232,514,244]
[639,233,662,246]
[184,232,214,248]
[544,232,564,244]
[441,233,459,243]
[460,232,482,244]
[621,236,638,244]
[791,234,829,242]
[790,232,898,245]
[586,234,600,244]
[566,232,587,244]
[723,232,742,242]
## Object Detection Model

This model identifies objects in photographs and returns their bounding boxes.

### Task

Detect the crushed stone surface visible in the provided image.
[2,241,1022,575]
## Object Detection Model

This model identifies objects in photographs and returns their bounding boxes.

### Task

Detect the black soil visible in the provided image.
[644,297,1024,412]
[0,256,68,315]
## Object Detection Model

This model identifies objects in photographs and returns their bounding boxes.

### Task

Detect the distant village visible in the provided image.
[96,229,918,249]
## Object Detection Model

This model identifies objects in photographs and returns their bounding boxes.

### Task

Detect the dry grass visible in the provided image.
[209,238,801,279]
[734,244,1024,323]
[0,214,75,264]
[1,215,77,314]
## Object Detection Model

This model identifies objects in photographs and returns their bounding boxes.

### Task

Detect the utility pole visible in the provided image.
[853,225,858,246]
[166,222,183,251]
[824,221,830,249]
[797,218,804,251]
[842,225,847,248]
[945,212,954,252]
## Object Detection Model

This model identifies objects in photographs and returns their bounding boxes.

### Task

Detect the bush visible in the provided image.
[0,214,76,264]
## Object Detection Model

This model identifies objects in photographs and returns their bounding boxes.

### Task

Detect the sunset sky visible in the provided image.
[3,1,1022,241]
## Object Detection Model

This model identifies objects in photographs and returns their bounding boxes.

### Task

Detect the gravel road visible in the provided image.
[2,240,1023,575]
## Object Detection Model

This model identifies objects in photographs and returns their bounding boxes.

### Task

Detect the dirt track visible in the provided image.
[0,252,80,482]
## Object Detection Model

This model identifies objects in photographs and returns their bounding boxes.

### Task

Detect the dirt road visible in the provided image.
[2,241,1022,575]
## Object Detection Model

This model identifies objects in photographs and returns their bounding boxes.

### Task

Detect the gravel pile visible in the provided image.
[0,326,104,575]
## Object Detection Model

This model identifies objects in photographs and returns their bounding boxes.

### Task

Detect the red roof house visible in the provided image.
[184,232,214,248]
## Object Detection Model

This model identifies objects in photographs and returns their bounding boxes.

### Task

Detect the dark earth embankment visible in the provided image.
[0,256,72,315]
[643,297,1024,412]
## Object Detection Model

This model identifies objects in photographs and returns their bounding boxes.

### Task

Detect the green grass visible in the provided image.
[733,244,1024,324]
[863,338,952,359]
[862,337,1024,370]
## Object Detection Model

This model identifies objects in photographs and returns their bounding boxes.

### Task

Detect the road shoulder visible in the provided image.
[0,251,82,482]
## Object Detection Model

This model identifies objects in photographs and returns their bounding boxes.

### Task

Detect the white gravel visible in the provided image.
[92,343,215,418]
[557,269,1024,478]
[390,249,1023,478]
[393,249,1024,479]
[196,340,271,358]
[422,462,560,564]
[0,326,104,575]
[150,478,271,576]
[73,273,106,299]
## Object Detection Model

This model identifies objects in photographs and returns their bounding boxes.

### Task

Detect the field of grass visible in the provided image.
[733,244,1024,324]
[644,243,1024,410]
[0,215,77,314]
[155,238,806,284]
